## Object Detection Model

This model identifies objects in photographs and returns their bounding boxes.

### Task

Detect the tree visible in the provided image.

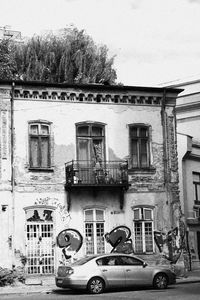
[0,39,17,80]
[12,26,117,84]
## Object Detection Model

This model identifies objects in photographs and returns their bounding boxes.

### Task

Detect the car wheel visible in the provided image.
[87,277,105,294]
[153,273,168,289]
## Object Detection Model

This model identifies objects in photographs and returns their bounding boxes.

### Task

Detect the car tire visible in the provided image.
[87,277,105,294]
[153,273,168,289]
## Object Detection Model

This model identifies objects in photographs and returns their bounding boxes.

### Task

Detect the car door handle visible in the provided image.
[102,269,108,272]
[126,269,131,272]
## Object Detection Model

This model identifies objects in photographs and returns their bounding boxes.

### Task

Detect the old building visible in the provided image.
[0,25,22,42]
[171,79,200,269]
[0,80,182,277]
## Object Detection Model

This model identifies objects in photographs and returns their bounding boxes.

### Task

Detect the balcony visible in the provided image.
[65,160,129,189]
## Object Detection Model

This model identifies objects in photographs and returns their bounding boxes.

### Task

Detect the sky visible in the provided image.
[1,0,200,86]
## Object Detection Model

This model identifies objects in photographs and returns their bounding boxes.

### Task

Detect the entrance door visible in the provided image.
[25,208,54,275]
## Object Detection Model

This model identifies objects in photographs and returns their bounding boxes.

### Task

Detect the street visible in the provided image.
[1,283,200,300]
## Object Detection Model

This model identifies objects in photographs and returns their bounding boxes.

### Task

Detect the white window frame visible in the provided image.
[84,208,105,255]
[133,207,154,254]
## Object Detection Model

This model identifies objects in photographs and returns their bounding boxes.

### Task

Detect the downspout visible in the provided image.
[161,88,168,184]
[11,81,15,268]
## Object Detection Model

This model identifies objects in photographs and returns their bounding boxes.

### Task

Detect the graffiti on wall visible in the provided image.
[154,224,185,263]
[57,229,83,259]
[105,226,134,254]
[56,225,134,259]
[34,197,71,223]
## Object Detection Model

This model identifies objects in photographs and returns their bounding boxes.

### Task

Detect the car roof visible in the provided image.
[90,253,145,261]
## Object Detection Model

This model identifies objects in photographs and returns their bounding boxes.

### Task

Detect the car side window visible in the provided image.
[96,257,118,266]
[119,256,143,266]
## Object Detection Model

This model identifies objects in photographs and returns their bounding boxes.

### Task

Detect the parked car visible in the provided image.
[55,253,176,294]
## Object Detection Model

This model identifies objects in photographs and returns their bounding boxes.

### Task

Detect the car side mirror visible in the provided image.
[143,262,147,268]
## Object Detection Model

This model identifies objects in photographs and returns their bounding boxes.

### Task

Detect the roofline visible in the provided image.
[163,79,200,89]
[0,79,183,94]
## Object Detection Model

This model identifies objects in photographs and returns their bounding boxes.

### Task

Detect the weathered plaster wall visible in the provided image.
[0,90,12,268]
[0,83,181,270]
[14,100,164,190]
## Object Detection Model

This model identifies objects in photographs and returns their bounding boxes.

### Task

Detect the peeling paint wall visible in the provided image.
[0,83,181,272]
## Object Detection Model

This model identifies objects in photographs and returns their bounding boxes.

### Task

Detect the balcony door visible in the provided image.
[76,123,105,184]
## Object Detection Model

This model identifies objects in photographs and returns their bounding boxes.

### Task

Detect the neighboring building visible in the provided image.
[0,80,182,277]
[0,25,22,42]
[168,79,200,269]
[177,133,200,269]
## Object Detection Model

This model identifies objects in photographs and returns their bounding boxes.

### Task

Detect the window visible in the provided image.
[96,256,119,266]
[84,209,105,255]
[119,256,143,266]
[193,172,200,203]
[29,121,51,169]
[133,207,154,253]
[76,122,105,164]
[129,125,150,168]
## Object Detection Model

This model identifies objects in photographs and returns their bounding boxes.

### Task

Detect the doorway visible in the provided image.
[25,207,55,275]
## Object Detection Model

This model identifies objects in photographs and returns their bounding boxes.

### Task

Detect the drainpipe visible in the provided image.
[11,81,15,268]
[161,88,173,226]
[161,88,167,184]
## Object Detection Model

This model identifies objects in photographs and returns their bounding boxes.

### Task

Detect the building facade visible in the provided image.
[0,25,22,42]
[0,80,182,276]
[172,79,200,269]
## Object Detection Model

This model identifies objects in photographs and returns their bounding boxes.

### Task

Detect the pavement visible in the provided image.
[0,269,200,296]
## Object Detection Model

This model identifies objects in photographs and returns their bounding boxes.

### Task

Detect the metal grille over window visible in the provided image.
[25,208,54,275]
[84,209,105,255]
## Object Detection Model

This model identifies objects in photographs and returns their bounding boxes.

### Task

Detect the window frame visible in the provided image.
[84,208,105,255]
[129,124,151,169]
[193,172,200,204]
[76,122,106,163]
[28,120,53,171]
[132,207,154,254]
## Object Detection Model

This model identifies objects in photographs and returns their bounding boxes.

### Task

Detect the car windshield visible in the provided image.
[71,255,97,266]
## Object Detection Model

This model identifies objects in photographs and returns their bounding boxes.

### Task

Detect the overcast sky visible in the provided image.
[1,0,200,86]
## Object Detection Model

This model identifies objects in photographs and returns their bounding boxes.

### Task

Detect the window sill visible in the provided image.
[28,167,54,172]
[128,167,156,175]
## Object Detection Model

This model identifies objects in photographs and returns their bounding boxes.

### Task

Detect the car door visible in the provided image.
[119,255,151,287]
[96,256,126,288]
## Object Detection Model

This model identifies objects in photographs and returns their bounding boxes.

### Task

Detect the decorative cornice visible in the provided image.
[0,80,182,107]
[13,88,163,106]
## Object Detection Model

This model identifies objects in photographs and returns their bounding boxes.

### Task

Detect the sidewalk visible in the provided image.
[0,270,200,296]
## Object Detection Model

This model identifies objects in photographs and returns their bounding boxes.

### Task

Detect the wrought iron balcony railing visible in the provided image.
[65,160,128,187]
